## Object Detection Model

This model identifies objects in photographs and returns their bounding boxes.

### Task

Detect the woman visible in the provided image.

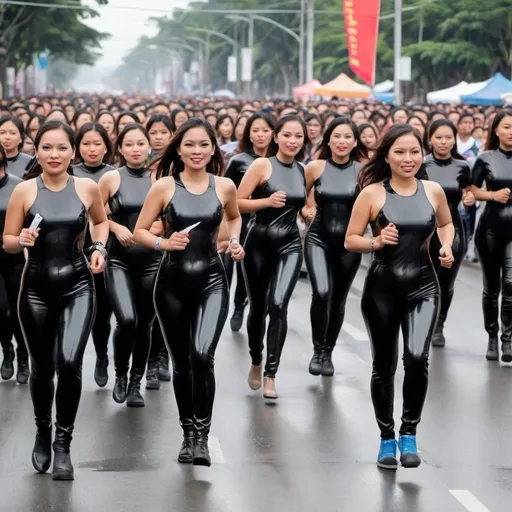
[0,144,28,384]
[224,112,275,332]
[171,108,189,131]
[95,110,117,144]
[304,114,323,164]
[471,110,512,362]
[216,114,235,146]
[71,110,93,134]
[345,124,454,470]
[3,121,108,480]
[133,118,244,467]
[98,124,161,408]
[424,120,473,347]
[0,116,33,178]
[73,122,115,387]
[359,123,379,159]
[147,114,173,169]
[302,117,365,377]
[238,115,307,399]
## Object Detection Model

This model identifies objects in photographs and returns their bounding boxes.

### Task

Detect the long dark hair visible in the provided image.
[24,121,76,180]
[237,112,275,154]
[0,115,25,150]
[115,111,139,134]
[317,116,368,162]
[114,123,150,167]
[215,114,235,142]
[266,115,308,162]
[146,114,174,135]
[358,124,424,189]
[75,122,113,165]
[157,118,224,180]
[428,119,464,160]
[484,109,512,151]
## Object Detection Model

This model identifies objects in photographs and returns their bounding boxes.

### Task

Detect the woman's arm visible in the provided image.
[86,182,109,245]
[432,182,455,248]
[220,178,244,261]
[3,184,37,253]
[237,158,275,213]
[300,160,323,224]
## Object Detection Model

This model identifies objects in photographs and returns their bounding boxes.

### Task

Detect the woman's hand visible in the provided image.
[439,245,454,268]
[164,232,189,251]
[462,189,476,207]
[267,190,286,208]
[492,187,511,204]
[301,206,316,226]
[19,227,40,248]
[113,225,136,248]
[229,239,245,261]
[373,223,399,250]
[89,251,106,274]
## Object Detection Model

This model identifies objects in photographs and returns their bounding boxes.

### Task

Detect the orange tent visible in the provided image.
[314,73,371,99]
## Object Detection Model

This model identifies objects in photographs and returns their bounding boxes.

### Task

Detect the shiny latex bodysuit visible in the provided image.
[472,149,512,357]
[154,174,228,465]
[424,155,471,343]
[304,159,362,374]
[6,152,33,179]
[361,179,439,440]
[19,175,94,476]
[105,166,161,403]
[243,156,306,378]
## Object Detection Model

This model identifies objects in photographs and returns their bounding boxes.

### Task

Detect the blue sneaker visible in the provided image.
[398,435,421,468]
[377,439,398,470]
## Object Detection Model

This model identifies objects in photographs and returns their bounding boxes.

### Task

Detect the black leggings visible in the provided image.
[0,262,26,357]
[147,319,167,366]
[243,226,302,378]
[475,217,512,342]
[104,259,157,378]
[362,273,439,440]
[91,271,112,359]
[304,242,361,354]
[19,278,94,429]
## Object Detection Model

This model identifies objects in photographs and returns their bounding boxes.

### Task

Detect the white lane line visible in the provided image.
[343,322,369,342]
[208,435,225,464]
[450,490,491,512]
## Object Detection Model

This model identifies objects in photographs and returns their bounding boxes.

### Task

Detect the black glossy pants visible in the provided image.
[154,260,228,435]
[362,270,439,439]
[304,241,361,354]
[0,261,26,357]
[19,275,94,429]
[91,271,112,359]
[147,319,167,366]
[105,258,157,379]
[475,216,512,342]
[243,225,302,378]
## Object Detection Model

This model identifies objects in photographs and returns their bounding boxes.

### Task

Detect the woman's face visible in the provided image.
[22,137,34,156]
[75,113,93,133]
[275,120,305,158]
[98,114,115,136]
[174,111,189,130]
[148,121,172,152]
[360,127,378,149]
[385,133,423,179]
[430,125,455,158]
[80,130,107,166]
[496,114,512,150]
[218,118,234,139]
[0,121,22,154]
[235,117,248,140]
[119,129,150,167]
[118,115,136,134]
[351,110,366,126]
[249,119,273,151]
[306,119,322,141]
[36,128,75,177]
[328,124,356,160]
[178,127,214,171]
[46,110,67,123]
[28,117,40,139]
[393,109,408,124]
[408,117,425,137]
[206,114,217,127]
[65,105,75,119]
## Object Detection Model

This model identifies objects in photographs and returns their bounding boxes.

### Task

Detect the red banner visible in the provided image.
[343,0,381,86]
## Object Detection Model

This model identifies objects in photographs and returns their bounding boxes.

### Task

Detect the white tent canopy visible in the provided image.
[374,80,393,93]
[427,79,490,104]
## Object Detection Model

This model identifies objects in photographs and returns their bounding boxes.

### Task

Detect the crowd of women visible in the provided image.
[0,92,510,479]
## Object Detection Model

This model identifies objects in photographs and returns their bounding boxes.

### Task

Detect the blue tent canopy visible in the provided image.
[460,72,512,106]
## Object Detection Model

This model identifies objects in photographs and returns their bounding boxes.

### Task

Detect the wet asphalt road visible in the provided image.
[0,260,511,512]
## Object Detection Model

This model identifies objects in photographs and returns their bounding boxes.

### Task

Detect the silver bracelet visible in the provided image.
[155,237,163,250]
[229,236,239,245]
[91,241,107,259]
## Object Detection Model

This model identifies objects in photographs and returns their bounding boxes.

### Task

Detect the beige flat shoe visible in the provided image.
[263,377,277,399]
[248,364,262,390]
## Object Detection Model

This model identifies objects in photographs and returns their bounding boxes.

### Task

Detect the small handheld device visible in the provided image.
[180,221,201,234]
[29,214,43,231]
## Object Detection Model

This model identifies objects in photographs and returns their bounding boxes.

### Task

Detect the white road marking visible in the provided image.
[343,322,369,341]
[208,435,225,464]
[450,490,491,512]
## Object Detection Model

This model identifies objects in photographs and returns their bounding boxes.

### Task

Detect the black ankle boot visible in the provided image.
[178,431,195,463]
[1,344,14,380]
[432,323,446,347]
[502,342,512,362]
[126,375,145,407]
[230,305,245,332]
[193,434,211,467]
[113,375,128,404]
[32,420,52,473]
[52,424,74,481]
[158,353,171,382]
[94,356,109,388]
[486,336,499,361]
[321,351,335,376]
[308,349,322,376]
[145,360,160,390]
[16,352,30,384]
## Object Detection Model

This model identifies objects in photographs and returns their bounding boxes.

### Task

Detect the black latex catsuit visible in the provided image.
[0,173,27,374]
[106,166,160,392]
[472,149,512,346]
[243,156,306,377]
[19,175,94,453]
[6,152,33,179]
[304,159,362,363]
[72,163,115,362]
[424,155,471,333]
[223,151,256,309]
[154,174,228,442]
[361,179,439,440]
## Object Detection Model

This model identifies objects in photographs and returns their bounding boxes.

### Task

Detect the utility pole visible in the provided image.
[393,0,402,105]
[305,0,314,83]
[299,0,305,85]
